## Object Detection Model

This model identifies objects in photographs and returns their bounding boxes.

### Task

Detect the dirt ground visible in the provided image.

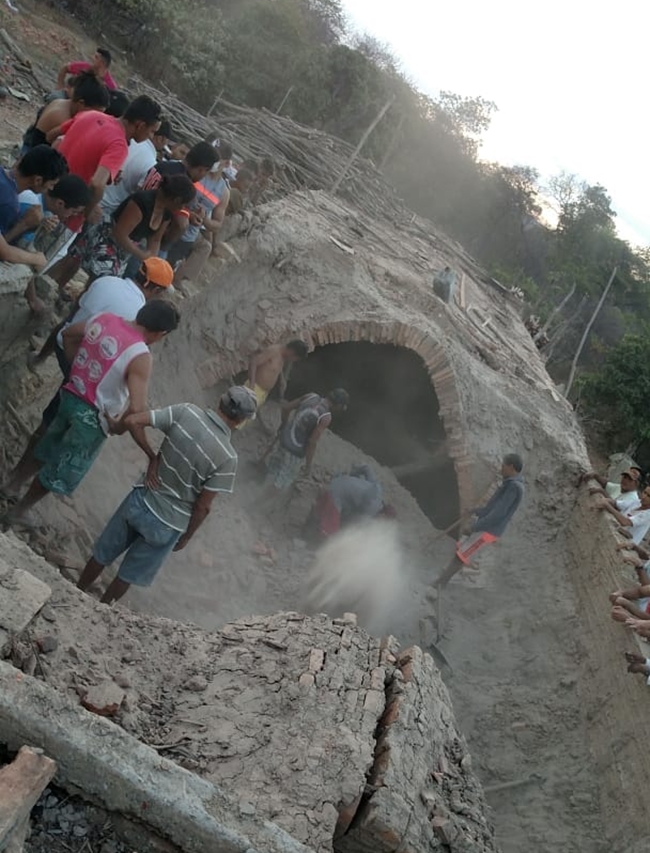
[0,4,614,850]
[2,403,608,853]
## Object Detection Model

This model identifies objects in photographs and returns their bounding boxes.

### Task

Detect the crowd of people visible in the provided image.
[1,47,277,294]
[0,50,363,603]
[581,465,650,684]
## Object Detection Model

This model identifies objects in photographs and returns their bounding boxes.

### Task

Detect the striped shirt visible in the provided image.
[139,403,238,532]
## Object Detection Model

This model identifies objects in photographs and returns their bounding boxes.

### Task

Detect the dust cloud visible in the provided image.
[302,519,409,635]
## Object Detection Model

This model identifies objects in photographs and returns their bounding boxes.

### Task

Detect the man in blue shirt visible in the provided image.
[0,145,68,268]
[435,453,525,588]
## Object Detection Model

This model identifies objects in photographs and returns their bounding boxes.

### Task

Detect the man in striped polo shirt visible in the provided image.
[77,386,257,604]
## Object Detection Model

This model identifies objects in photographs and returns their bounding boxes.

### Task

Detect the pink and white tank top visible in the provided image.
[64,312,148,430]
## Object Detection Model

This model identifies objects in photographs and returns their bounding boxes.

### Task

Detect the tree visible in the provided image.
[544,171,582,218]
[435,91,497,154]
[579,334,650,447]
[103,0,227,108]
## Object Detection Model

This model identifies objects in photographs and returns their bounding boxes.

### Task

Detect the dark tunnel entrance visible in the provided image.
[285,341,460,530]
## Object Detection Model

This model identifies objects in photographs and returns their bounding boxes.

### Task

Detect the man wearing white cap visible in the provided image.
[77,386,257,604]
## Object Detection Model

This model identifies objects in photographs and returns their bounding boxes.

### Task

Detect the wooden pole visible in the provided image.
[378,113,405,172]
[207,89,224,118]
[331,96,395,195]
[540,281,576,337]
[275,85,295,115]
[565,266,617,398]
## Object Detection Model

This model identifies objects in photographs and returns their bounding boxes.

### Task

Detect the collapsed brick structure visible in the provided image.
[0,532,496,852]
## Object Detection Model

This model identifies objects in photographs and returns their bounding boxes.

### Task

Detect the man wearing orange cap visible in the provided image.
[2,259,175,500]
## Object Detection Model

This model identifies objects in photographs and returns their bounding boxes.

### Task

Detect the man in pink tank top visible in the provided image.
[4,301,180,525]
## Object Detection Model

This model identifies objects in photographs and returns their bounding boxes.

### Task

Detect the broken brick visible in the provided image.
[184,675,208,692]
[335,792,362,837]
[81,681,125,717]
[308,649,325,672]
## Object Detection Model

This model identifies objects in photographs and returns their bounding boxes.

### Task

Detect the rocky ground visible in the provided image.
[26,786,129,853]
[0,743,130,853]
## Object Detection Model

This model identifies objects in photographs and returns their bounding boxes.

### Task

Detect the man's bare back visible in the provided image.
[249,344,285,392]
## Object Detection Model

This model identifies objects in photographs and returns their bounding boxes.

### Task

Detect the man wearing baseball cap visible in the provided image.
[77,386,257,604]
[2,258,175,501]
[581,465,642,513]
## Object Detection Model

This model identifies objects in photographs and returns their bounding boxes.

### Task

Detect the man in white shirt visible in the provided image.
[1,258,174,501]
[582,467,642,510]
[56,256,174,347]
[596,484,650,545]
[603,469,640,512]
[100,138,158,218]
[100,120,172,217]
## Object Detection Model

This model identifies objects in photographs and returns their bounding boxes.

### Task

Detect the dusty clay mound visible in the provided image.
[1,531,496,853]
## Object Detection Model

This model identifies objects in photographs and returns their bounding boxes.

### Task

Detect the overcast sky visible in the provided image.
[341,0,648,246]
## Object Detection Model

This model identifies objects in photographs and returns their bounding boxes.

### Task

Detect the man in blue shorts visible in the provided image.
[76,386,257,604]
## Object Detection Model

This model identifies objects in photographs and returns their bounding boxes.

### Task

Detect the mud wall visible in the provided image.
[568,492,650,853]
[181,192,586,509]
[0,263,38,407]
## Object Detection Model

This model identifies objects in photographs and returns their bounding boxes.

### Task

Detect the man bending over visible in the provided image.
[311,464,396,539]
[247,339,308,410]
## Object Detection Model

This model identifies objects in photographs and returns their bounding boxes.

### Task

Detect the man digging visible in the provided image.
[255,388,349,511]
[419,453,524,658]
[435,453,525,589]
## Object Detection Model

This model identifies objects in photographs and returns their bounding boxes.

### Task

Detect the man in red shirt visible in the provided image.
[48,95,162,289]
[56,48,117,92]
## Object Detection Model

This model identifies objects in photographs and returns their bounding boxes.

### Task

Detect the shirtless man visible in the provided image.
[246,339,308,410]
[21,72,109,154]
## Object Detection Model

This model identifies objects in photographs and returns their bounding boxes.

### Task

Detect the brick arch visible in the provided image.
[305,320,474,513]
[195,319,474,512]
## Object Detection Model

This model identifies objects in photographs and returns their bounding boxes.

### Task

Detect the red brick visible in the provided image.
[81,681,125,717]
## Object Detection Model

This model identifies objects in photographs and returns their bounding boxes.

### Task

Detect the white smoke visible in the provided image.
[302,519,406,635]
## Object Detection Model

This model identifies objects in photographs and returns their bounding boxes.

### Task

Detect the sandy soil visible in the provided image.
[439,500,608,853]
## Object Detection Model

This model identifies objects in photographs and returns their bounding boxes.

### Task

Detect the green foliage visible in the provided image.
[579,334,650,446]
[102,0,227,106]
